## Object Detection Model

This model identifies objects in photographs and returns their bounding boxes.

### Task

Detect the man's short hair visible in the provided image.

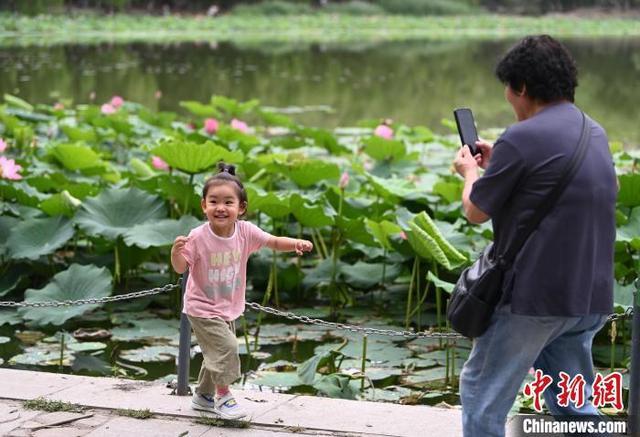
[495,35,578,103]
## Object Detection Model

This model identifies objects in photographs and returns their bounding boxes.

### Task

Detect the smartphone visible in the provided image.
[453,108,479,155]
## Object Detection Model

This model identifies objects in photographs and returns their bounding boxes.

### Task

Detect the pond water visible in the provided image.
[1,37,639,145]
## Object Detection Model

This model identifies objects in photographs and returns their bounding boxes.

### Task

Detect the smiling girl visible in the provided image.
[171,162,313,419]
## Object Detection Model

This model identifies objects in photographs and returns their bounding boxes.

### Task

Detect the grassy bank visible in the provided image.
[1,13,639,45]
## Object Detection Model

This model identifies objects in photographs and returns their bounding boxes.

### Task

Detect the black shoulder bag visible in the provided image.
[446,112,591,338]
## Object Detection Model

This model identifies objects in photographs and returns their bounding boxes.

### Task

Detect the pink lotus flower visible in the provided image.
[204,118,219,134]
[339,171,349,189]
[399,231,407,241]
[0,156,22,180]
[231,118,249,134]
[374,124,393,139]
[155,90,162,99]
[101,103,116,115]
[0,139,7,153]
[151,156,169,171]
[53,102,64,111]
[110,96,124,108]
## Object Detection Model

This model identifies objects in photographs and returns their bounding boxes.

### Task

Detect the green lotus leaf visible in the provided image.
[618,174,640,208]
[337,216,377,247]
[404,367,450,386]
[0,215,19,256]
[250,371,302,388]
[413,212,466,267]
[363,136,406,161]
[342,261,402,290]
[613,281,635,310]
[0,180,47,207]
[72,354,111,374]
[313,374,359,399]
[617,207,640,247]
[0,310,21,326]
[111,318,180,343]
[50,143,106,171]
[179,100,220,118]
[365,219,401,250]
[211,95,259,117]
[366,174,417,201]
[277,159,340,188]
[129,158,155,178]
[360,386,413,402]
[7,215,74,260]
[433,179,463,204]
[9,346,73,366]
[120,345,177,362]
[152,140,243,175]
[290,194,335,228]
[258,109,295,128]
[75,187,166,240]
[245,185,290,218]
[215,126,261,152]
[426,271,455,294]
[406,221,450,268]
[4,93,33,111]
[296,127,349,155]
[18,264,112,326]
[123,215,201,249]
[39,190,81,217]
[61,125,97,142]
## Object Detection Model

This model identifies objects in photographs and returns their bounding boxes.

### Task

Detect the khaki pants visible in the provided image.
[187,315,240,394]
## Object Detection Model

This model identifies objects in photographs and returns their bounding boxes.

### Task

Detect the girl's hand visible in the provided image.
[172,236,189,256]
[295,239,313,256]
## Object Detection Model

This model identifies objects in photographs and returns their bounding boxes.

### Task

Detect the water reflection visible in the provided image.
[0,37,638,144]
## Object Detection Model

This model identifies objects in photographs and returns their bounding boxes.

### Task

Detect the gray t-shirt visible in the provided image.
[470,102,616,316]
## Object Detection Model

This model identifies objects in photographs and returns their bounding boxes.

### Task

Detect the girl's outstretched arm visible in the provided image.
[266,237,313,256]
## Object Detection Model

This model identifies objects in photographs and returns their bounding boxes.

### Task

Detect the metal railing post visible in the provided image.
[628,278,640,436]
[176,271,191,396]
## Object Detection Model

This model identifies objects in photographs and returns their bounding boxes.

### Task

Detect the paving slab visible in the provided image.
[0,368,85,400]
[0,369,464,436]
[253,395,462,436]
[85,416,210,437]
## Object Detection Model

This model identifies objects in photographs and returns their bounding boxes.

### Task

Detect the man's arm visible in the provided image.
[461,169,490,224]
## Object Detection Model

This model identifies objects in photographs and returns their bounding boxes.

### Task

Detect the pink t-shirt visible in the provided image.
[181,220,272,321]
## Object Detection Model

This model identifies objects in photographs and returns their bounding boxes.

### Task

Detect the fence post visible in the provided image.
[176,271,191,396]
[629,278,640,436]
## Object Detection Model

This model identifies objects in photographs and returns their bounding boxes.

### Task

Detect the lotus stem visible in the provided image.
[253,267,274,351]
[361,335,368,391]
[404,257,418,330]
[610,320,617,372]
[381,247,388,289]
[241,316,252,368]
[59,332,65,372]
[114,240,121,283]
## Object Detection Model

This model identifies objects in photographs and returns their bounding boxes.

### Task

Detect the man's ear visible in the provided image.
[518,84,527,97]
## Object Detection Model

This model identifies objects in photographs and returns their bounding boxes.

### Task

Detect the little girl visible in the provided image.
[171,163,313,419]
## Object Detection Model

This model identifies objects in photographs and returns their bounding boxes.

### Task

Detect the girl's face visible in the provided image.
[201,182,246,237]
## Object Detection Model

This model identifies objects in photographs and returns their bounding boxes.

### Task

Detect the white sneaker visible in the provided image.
[215,393,247,420]
[191,392,216,413]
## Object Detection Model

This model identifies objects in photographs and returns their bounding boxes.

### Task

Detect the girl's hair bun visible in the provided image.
[217,162,236,175]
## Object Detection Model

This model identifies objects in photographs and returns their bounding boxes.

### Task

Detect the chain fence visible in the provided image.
[0,281,635,340]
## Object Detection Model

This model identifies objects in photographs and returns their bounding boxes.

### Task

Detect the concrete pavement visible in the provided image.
[0,369,464,436]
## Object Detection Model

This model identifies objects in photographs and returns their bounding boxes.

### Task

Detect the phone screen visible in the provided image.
[454,108,479,155]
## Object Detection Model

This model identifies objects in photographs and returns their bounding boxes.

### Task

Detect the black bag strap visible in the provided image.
[498,111,590,268]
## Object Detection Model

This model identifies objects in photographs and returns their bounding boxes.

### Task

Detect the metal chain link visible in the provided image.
[0,279,634,340]
[246,301,466,339]
[0,282,180,308]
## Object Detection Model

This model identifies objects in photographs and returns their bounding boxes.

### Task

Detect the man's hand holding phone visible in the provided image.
[473,139,493,169]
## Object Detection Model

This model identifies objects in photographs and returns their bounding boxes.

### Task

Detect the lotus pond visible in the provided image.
[0,93,637,413]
